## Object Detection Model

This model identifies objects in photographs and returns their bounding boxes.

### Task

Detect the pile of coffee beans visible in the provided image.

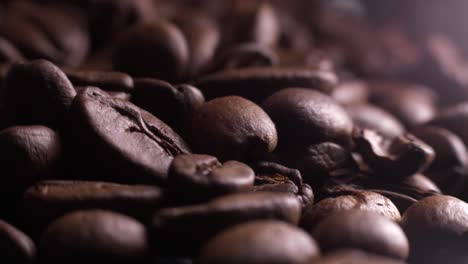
[3,0,468,263]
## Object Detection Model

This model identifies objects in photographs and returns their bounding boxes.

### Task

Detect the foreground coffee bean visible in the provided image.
[39,210,148,264]
[168,154,255,202]
[263,88,354,150]
[4,60,76,126]
[314,249,406,264]
[348,104,405,138]
[188,96,277,162]
[401,195,468,264]
[150,192,301,255]
[312,210,409,260]
[66,70,134,92]
[0,220,36,264]
[70,87,190,185]
[23,180,163,229]
[112,21,189,81]
[198,220,320,264]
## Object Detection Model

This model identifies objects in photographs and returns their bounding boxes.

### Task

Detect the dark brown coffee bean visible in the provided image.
[39,210,148,264]
[428,102,468,147]
[0,37,24,63]
[5,60,76,126]
[198,220,320,264]
[112,21,189,81]
[195,67,338,103]
[150,192,301,255]
[312,210,409,260]
[301,189,401,230]
[353,129,435,180]
[348,104,405,138]
[168,154,255,202]
[23,180,163,227]
[70,87,190,185]
[331,80,369,106]
[66,70,134,92]
[188,96,277,162]
[0,219,36,264]
[401,195,468,264]
[315,249,406,264]
[262,88,354,149]
[131,78,205,132]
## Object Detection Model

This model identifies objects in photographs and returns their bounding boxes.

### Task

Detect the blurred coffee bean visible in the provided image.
[131,78,205,132]
[331,80,369,106]
[314,249,407,264]
[168,154,255,202]
[263,88,354,150]
[188,96,277,162]
[70,87,190,185]
[348,104,405,138]
[150,192,301,255]
[112,21,189,81]
[195,67,338,103]
[198,220,320,264]
[0,37,24,63]
[401,195,468,264]
[39,210,148,264]
[428,102,468,146]
[0,219,35,264]
[5,60,76,126]
[66,70,134,92]
[312,210,409,260]
[301,188,401,230]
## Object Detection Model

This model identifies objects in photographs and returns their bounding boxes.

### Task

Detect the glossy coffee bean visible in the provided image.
[0,220,36,264]
[66,70,134,92]
[112,21,189,81]
[39,210,148,264]
[312,210,409,260]
[314,250,406,264]
[401,195,468,264]
[168,154,255,202]
[188,96,277,162]
[5,60,76,126]
[301,189,401,230]
[150,192,301,255]
[195,67,338,103]
[198,220,320,264]
[348,104,405,138]
[70,87,190,185]
[263,88,354,149]
[23,180,164,227]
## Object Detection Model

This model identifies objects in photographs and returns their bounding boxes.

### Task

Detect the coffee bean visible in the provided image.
[66,70,134,92]
[401,195,468,264]
[23,180,163,228]
[348,104,405,138]
[70,87,190,185]
[168,154,255,202]
[198,220,320,264]
[0,37,24,63]
[150,192,301,255]
[312,210,409,260]
[0,219,36,264]
[188,96,277,162]
[39,210,148,264]
[195,67,338,103]
[314,249,406,264]
[331,80,369,106]
[5,60,76,126]
[263,88,354,150]
[112,21,189,81]
[428,102,468,147]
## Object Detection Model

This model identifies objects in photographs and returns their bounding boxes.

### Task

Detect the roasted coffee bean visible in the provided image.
[112,21,189,81]
[331,80,369,106]
[263,88,354,149]
[312,210,409,260]
[348,104,405,138]
[168,154,255,202]
[428,102,468,147]
[301,189,401,230]
[0,37,24,63]
[5,60,76,126]
[70,87,190,185]
[131,78,205,132]
[195,67,338,103]
[188,96,277,162]
[314,249,406,264]
[66,70,134,92]
[401,195,468,264]
[353,129,435,179]
[74,86,131,100]
[0,220,36,264]
[198,220,320,264]
[39,210,148,264]
[23,180,163,228]
[150,192,301,255]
